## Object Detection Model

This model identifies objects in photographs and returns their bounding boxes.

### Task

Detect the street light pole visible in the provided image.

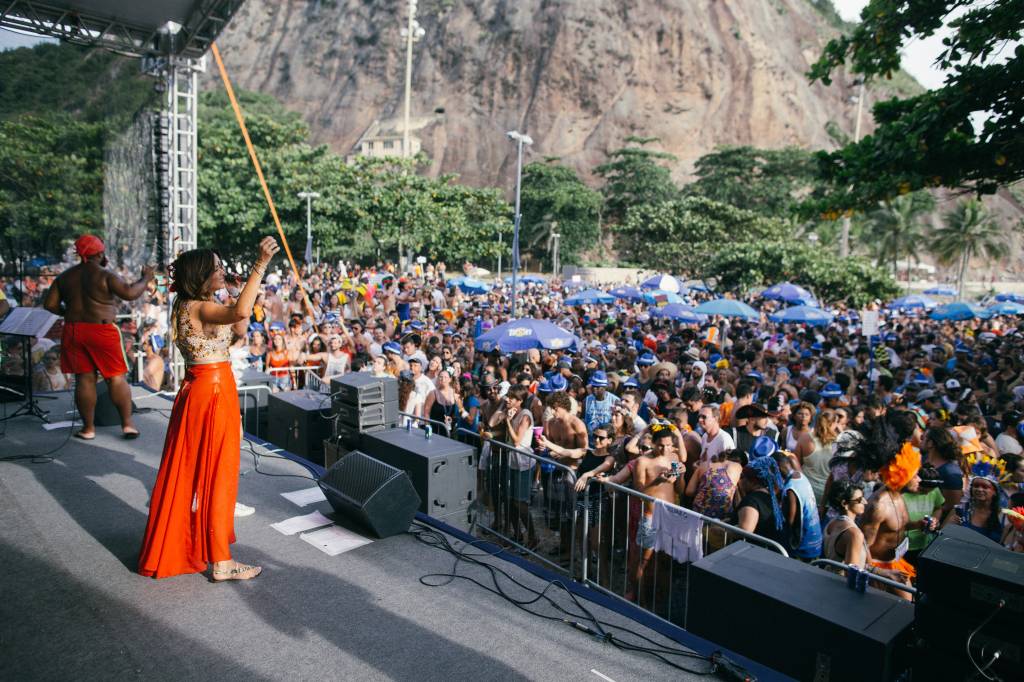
[297,191,320,264]
[840,80,866,259]
[507,130,533,318]
[401,0,424,160]
[551,231,560,278]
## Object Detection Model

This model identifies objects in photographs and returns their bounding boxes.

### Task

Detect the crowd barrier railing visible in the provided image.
[578,478,789,626]
[810,558,918,599]
[399,411,452,437]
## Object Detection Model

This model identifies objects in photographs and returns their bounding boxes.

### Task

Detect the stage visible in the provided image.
[0,388,716,681]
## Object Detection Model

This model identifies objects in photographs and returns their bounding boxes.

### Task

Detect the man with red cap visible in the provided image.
[43,234,154,439]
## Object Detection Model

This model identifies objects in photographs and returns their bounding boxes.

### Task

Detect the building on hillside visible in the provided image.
[348,115,438,161]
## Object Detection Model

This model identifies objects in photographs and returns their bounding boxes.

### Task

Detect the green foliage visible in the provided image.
[197,90,511,264]
[0,114,105,259]
[705,240,899,307]
[930,199,1008,297]
[807,0,1022,210]
[616,197,789,272]
[0,43,155,126]
[685,146,818,218]
[861,191,936,276]
[595,136,678,225]
[519,160,602,267]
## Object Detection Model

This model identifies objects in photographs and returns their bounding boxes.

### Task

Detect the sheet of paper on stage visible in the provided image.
[270,511,333,536]
[281,486,326,506]
[300,525,372,556]
[41,420,75,431]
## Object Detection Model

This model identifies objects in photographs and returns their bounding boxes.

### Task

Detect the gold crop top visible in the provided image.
[175,300,233,365]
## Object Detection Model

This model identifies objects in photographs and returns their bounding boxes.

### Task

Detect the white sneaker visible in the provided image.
[234,502,255,517]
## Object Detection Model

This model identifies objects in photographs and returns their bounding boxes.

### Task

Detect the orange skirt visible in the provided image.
[138,362,240,578]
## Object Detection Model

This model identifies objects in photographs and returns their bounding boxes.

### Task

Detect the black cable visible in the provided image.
[0,393,76,463]
[407,522,726,677]
[242,437,317,481]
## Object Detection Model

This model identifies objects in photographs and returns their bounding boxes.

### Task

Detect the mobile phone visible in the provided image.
[671,461,680,476]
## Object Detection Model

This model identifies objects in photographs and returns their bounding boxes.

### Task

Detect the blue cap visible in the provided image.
[637,351,657,366]
[709,353,722,364]
[270,321,286,332]
[622,376,640,389]
[811,342,823,351]
[409,320,425,331]
[558,357,573,369]
[442,327,454,336]
[884,332,898,342]
[549,374,568,392]
[912,373,931,385]
[801,350,812,359]
[383,341,402,355]
[249,322,265,332]
[821,382,843,398]
[749,435,778,459]
[537,379,553,394]
[746,371,764,382]
[325,312,340,323]
[588,370,609,387]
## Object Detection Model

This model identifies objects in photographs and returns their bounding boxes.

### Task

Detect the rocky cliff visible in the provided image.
[208,0,915,187]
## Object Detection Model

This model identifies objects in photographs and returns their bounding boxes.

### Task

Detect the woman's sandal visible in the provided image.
[210,562,262,582]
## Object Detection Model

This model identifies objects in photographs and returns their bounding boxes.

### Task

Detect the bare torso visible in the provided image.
[865,488,908,561]
[56,263,119,323]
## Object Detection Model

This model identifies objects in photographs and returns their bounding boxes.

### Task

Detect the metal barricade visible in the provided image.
[810,558,918,599]
[237,384,272,439]
[578,478,789,626]
[399,411,452,437]
[472,438,581,577]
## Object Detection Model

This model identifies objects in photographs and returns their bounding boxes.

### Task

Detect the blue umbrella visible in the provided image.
[930,302,991,321]
[609,285,644,302]
[685,281,712,293]
[504,274,547,284]
[994,292,1024,304]
[923,286,957,296]
[986,301,1024,316]
[642,290,686,305]
[456,278,491,295]
[563,279,589,289]
[761,281,816,305]
[475,318,577,352]
[769,305,834,326]
[890,294,936,309]
[694,298,760,321]
[650,303,707,324]
[564,288,615,305]
[639,273,685,293]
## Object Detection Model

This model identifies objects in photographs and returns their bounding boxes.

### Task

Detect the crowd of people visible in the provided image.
[4,254,1024,597]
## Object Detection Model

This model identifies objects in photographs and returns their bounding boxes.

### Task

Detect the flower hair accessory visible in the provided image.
[965,452,1009,485]
[1002,506,1024,531]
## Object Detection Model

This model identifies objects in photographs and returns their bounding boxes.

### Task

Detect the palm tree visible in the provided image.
[930,199,1008,298]
[863,192,935,282]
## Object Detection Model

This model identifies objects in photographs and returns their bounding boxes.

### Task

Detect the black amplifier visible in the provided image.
[333,399,399,430]
[266,389,333,465]
[330,373,398,407]
[687,543,914,681]
[360,426,475,521]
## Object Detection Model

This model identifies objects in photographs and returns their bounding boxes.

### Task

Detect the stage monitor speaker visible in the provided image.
[266,390,333,465]
[317,450,420,538]
[330,373,398,407]
[360,427,475,520]
[687,543,914,682]
[333,399,399,430]
[95,379,137,426]
[323,422,390,468]
[913,527,1024,680]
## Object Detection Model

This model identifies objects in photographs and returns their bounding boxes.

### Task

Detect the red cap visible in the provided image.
[74,234,104,259]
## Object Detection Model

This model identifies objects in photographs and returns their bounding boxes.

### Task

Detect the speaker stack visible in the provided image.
[913,526,1024,680]
[325,373,400,467]
[266,389,334,465]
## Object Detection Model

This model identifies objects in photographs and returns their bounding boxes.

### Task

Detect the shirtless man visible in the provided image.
[631,423,687,610]
[859,443,931,599]
[536,391,589,562]
[43,235,153,439]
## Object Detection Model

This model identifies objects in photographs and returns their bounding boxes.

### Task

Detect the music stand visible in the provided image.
[0,307,58,422]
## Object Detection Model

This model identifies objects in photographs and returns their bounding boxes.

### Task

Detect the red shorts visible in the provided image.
[61,322,129,378]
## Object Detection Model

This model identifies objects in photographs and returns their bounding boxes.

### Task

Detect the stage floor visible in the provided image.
[0,389,712,681]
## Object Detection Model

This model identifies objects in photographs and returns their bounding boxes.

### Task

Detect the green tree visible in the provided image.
[595,136,678,226]
[519,160,601,268]
[616,197,789,272]
[930,199,1008,298]
[704,240,899,307]
[684,145,818,218]
[807,0,1022,211]
[0,114,105,260]
[861,191,936,280]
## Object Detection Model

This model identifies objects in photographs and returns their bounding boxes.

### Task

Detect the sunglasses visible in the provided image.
[849,496,865,504]
[594,434,611,441]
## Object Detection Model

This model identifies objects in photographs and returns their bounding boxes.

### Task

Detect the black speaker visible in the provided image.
[360,427,475,520]
[687,543,914,681]
[317,450,420,538]
[330,373,398,407]
[913,527,1024,680]
[333,399,399,430]
[95,379,136,426]
[266,390,333,465]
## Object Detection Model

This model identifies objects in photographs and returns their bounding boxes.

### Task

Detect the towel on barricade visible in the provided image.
[651,499,704,563]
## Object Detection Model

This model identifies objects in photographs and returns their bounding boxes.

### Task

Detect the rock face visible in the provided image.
[209,0,900,187]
